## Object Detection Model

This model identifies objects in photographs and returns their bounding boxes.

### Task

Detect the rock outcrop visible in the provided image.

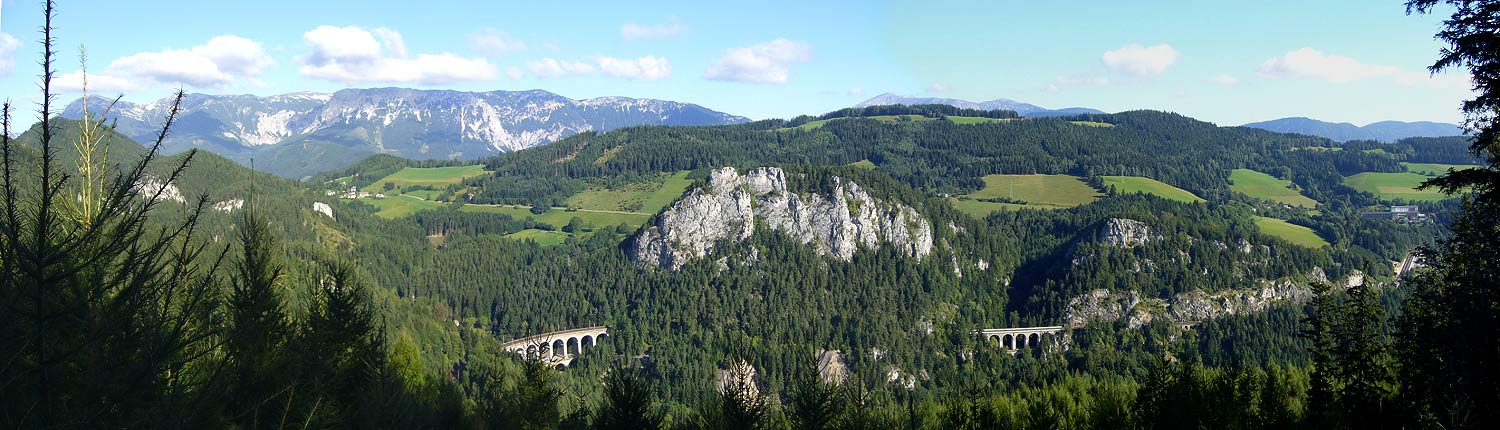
[1094,218,1157,248]
[1065,269,1363,328]
[629,167,934,270]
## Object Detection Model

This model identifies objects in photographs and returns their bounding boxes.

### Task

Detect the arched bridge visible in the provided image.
[501,326,609,366]
[974,326,1065,350]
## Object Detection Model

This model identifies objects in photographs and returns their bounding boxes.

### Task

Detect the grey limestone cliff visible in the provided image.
[629,167,934,270]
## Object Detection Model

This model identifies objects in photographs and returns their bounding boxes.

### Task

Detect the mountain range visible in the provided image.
[854,92,1104,117]
[1240,117,1463,142]
[61,88,748,178]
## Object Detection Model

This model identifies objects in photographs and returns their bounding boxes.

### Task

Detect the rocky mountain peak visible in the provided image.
[629,166,934,270]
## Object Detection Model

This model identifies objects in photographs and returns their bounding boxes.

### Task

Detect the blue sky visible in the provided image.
[0,0,1475,125]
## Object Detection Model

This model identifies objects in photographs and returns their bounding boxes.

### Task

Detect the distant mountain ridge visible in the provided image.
[854,92,1104,117]
[60,88,749,178]
[1241,117,1463,142]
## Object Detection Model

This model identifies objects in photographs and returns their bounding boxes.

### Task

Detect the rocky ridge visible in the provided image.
[629,167,934,270]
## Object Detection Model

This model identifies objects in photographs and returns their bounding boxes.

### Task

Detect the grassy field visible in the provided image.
[1254,216,1330,248]
[363,165,488,193]
[951,174,1100,217]
[1403,162,1481,176]
[1101,176,1204,203]
[1229,169,1318,207]
[1342,172,1452,202]
[846,159,877,169]
[949,198,1054,218]
[503,229,575,246]
[565,171,693,214]
[361,195,446,218]
[967,174,1102,207]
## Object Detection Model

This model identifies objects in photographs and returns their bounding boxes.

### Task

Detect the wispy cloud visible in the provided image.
[927,83,949,93]
[67,35,276,89]
[1257,47,1468,89]
[620,18,688,40]
[529,58,596,78]
[471,29,526,55]
[299,25,497,85]
[703,38,812,84]
[0,32,19,76]
[594,55,671,80]
[1101,43,1179,76]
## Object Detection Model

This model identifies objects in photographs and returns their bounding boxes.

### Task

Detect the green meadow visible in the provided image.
[1229,169,1318,207]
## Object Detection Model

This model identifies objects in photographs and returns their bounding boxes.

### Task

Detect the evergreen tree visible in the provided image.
[593,367,663,430]
[1301,281,1339,427]
[1402,2,1500,428]
[224,211,293,426]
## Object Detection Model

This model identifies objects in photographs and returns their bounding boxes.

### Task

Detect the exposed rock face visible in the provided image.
[1065,269,1363,328]
[1094,218,1157,248]
[135,175,185,204]
[629,167,934,270]
[815,350,848,386]
[312,202,335,220]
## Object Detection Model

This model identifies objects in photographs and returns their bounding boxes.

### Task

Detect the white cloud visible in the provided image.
[1210,74,1241,85]
[299,25,497,84]
[471,29,526,55]
[703,39,812,84]
[927,83,949,93]
[594,55,671,80]
[0,32,18,76]
[621,18,688,40]
[847,86,864,96]
[1257,47,1469,89]
[105,35,274,88]
[529,58,596,78]
[53,70,137,94]
[1101,43,1179,76]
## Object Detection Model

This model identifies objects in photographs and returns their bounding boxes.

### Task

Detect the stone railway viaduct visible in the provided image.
[501,326,609,366]
[974,326,1066,350]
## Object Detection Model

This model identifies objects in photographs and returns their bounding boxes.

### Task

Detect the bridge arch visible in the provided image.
[501,326,611,367]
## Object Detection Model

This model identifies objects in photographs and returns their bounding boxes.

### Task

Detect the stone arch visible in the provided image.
[1016,334,1026,348]
[583,334,594,348]
[568,337,580,355]
[553,339,565,357]
[1003,334,1014,349]
[526,344,538,357]
[1029,333,1040,347]
[987,335,999,345]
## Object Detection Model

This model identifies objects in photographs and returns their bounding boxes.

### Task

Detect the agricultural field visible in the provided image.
[846,159,877,169]
[1402,162,1481,176]
[361,195,446,219]
[565,171,694,214]
[1229,169,1318,207]
[951,174,1101,217]
[362,165,489,193]
[1101,176,1204,203]
[1253,216,1330,248]
[1342,172,1452,202]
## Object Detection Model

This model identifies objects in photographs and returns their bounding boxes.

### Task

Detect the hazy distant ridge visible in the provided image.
[854,92,1104,117]
[1241,117,1463,142]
